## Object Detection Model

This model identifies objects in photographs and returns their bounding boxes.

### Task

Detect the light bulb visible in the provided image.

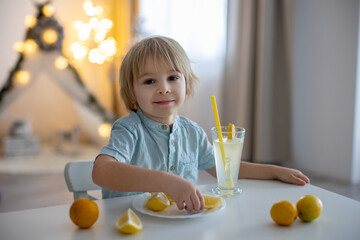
[94,30,106,43]
[13,41,24,52]
[24,15,37,28]
[98,123,112,139]
[78,23,91,41]
[95,6,104,15]
[42,4,55,17]
[42,28,58,44]
[54,56,69,70]
[99,18,113,30]
[15,70,30,86]
[89,48,105,64]
[71,43,88,60]
[23,39,38,54]
[99,38,117,57]
[89,17,99,28]
[83,0,96,16]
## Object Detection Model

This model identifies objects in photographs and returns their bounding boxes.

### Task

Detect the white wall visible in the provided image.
[293,0,360,184]
[353,8,360,184]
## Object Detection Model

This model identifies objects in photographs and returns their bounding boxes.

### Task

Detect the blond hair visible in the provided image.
[120,36,199,111]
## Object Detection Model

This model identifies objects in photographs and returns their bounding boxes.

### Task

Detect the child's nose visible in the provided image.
[157,82,170,94]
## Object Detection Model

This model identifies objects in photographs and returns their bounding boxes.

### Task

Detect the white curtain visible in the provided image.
[223,0,294,164]
[137,0,294,164]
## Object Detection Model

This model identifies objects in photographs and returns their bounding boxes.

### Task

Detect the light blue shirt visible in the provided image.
[97,109,215,199]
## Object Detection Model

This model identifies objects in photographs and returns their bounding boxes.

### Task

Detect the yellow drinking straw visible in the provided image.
[211,95,234,187]
[211,96,226,165]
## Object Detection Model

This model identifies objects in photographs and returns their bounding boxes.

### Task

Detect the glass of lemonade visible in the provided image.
[211,126,245,197]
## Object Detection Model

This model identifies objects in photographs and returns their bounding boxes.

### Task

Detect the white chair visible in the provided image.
[64,161,101,200]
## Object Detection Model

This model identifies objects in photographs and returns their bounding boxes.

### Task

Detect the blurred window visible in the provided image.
[138,0,227,64]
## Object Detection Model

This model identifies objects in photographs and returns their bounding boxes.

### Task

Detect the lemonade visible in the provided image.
[213,139,243,190]
[211,126,245,196]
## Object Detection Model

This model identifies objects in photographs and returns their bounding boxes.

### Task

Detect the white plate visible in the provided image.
[132,192,226,219]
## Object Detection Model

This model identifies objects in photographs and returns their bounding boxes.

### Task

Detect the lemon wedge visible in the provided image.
[150,192,174,204]
[116,208,143,234]
[203,194,222,209]
[146,192,170,211]
[227,123,236,140]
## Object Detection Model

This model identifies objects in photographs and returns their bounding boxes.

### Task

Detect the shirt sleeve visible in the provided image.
[97,122,136,164]
[197,128,216,171]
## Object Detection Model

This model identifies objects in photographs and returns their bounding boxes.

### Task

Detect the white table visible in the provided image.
[1,180,359,240]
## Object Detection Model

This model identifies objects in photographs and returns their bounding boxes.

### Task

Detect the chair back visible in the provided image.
[64,161,101,200]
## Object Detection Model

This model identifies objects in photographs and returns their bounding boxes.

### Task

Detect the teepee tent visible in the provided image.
[0,2,115,146]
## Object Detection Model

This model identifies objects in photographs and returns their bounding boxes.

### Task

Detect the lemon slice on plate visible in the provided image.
[116,208,143,234]
[150,192,174,204]
[163,192,174,203]
[203,194,222,209]
[146,192,170,211]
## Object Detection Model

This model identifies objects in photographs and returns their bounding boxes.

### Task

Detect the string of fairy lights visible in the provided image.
[70,0,118,64]
[0,1,116,139]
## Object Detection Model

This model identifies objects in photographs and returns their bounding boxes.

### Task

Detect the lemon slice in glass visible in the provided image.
[116,208,143,234]
[227,123,236,140]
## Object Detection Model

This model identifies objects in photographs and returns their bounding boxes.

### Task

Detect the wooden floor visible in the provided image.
[0,171,359,213]
[0,173,74,213]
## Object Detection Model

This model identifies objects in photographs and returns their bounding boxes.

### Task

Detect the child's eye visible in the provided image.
[143,79,155,85]
[168,75,179,81]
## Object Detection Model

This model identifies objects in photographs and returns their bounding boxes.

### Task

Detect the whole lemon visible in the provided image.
[270,200,298,226]
[69,198,99,228]
[296,195,323,222]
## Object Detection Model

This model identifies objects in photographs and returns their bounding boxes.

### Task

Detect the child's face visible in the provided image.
[133,57,186,125]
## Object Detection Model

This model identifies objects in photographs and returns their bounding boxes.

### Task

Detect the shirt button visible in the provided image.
[170,165,175,171]
[170,139,174,144]
[161,125,167,130]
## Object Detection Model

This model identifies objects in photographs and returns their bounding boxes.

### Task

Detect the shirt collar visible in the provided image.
[136,109,179,133]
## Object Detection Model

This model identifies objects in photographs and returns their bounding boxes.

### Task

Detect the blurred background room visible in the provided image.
[0,0,359,212]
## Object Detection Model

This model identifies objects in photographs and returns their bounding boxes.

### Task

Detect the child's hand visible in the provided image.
[164,174,205,211]
[275,166,310,186]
